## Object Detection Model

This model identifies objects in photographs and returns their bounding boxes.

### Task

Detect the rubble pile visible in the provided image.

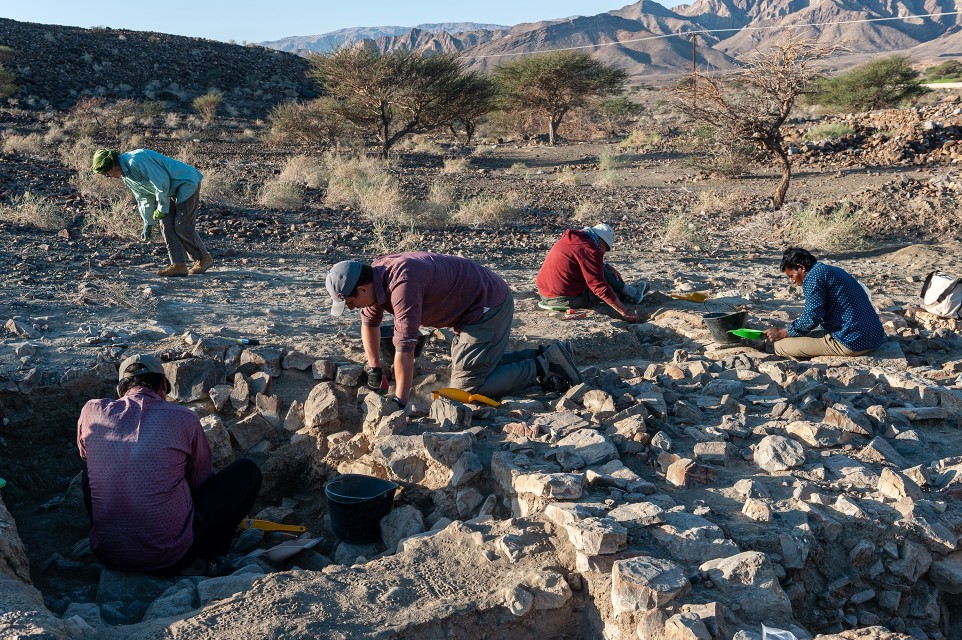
[787,104,962,169]
[1,320,960,638]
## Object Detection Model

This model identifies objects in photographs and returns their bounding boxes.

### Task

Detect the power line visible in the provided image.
[461,10,962,60]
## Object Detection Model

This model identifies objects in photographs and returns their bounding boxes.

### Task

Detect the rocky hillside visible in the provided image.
[263,0,962,78]
[0,18,315,116]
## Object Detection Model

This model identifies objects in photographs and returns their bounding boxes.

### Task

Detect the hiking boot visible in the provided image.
[189,254,214,275]
[158,263,189,277]
[539,373,570,393]
[621,281,649,304]
[537,340,574,357]
[539,341,582,387]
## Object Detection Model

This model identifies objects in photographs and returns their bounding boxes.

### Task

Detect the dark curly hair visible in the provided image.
[780,247,817,272]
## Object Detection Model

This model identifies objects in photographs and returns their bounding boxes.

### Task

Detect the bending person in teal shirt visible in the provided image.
[92,148,214,277]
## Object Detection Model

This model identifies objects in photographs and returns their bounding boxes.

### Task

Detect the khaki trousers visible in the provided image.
[160,187,208,265]
[774,334,871,360]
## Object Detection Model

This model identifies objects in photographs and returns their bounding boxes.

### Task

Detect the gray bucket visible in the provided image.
[702,302,747,345]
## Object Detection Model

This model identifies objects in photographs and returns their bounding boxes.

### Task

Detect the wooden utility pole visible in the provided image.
[691,33,698,110]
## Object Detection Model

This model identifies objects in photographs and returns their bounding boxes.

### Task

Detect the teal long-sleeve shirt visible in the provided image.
[119,149,203,225]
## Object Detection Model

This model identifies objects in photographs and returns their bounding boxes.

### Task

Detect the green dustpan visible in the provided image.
[729,328,763,340]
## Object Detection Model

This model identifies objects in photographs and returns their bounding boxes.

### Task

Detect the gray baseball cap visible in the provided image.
[583,223,615,250]
[118,354,165,381]
[326,260,363,317]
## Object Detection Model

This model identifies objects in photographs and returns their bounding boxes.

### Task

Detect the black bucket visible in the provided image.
[702,302,748,345]
[380,325,430,360]
[324,474,399,544]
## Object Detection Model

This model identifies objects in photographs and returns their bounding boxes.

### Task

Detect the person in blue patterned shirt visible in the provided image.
[763,248,885,360]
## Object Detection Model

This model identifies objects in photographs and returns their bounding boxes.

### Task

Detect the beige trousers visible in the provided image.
[774,334,871,360]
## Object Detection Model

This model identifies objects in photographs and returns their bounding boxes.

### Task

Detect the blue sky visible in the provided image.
[1,1,683,43]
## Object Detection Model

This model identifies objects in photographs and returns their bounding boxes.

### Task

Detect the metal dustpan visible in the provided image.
[729,328,763,340]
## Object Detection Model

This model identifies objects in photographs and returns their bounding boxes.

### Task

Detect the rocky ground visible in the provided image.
[1,96,962,640]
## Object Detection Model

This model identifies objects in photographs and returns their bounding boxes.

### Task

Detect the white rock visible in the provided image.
[611,557,690,615]
[564,517,628,555]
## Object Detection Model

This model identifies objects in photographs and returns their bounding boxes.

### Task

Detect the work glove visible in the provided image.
[140,223,154,242]
[152,210,166,221]
[364,366,389,394]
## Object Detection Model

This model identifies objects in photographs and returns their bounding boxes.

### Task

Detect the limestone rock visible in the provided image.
[611,557,690,615]
[667,458,718,488]
[200,414,234,465]
[449,451,482,487]
[429,397,472,430]
[282,350,315,370]
[555,429,618,466]
[240,346,283,377]
[785,421,847,448]
[196,571,263,605]
[699,551,792,623]
[209,384,232,412]
[248,371,272,396]
[228,413,274,452]
[380,505,425,550]
[312,359,336,381]
[928,550,962,594]
[255,393,282,428]
[283,400,304,433]
[607,501,664,527]
[742,498,771,522]
[564,517,627,555]
[823,403,873,437]
[693,441,731,465]
[753,435,806,473]
[877,467,922,500]
[334,364,364,387]
[303,382,340,434]
[162,358,225,403]
[652,512,738,563]
[521,570,572,610]
[230,373,250,411]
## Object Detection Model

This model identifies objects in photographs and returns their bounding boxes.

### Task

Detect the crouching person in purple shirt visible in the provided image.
[325,252,582,410]
[78,354,262,575]
[763,248,885,360]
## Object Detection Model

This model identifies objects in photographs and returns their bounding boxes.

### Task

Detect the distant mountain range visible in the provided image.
[259,0,962,76]
[260,23,509,54]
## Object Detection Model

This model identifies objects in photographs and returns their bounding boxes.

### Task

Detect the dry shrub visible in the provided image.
[662,211,704,248]
[278,155,329,189]
[2,132,45,155]
[193,91,223,124]
[620,129,663,150]
[411,181,455,227]
[442,157,470,174]
[597,149,625,171]
[412,138,444,155]
[176,141,199,165]
[452,195,518,227]
[76,279,156,311]
[258,180,304,210]
[203,169,246,208]
[572,199,603,224]
[325,155,407,220]
[508,162,530,177]
[43,125,66,145]
[556,167,580,186]
[593,169,623,188]
[787,205,865,251]
[0,192,69,229]
[695,189,742,214]
[84,197,141,239]
[804,123,856,141]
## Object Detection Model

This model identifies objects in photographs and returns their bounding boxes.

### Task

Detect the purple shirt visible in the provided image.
[361,252,509,353]
[77,388,212,571]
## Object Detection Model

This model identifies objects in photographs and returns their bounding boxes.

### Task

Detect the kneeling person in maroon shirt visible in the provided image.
[536,223,645,322]
[325,252,583,407]
[78,354,262,575]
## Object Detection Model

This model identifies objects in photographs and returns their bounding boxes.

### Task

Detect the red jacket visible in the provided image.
[536,230,618,307]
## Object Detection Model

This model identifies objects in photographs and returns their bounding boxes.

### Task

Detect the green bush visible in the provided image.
[804,123,856,141]
[924,60,962,81]
[809,55,925,111]
[193,91,223,124]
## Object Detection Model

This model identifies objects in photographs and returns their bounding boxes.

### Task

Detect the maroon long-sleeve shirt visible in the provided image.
[536,230,619,307]
[78,388,212,571]
[361,252,509,353]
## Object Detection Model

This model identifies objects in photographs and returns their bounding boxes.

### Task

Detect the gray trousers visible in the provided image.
[161,187,208,264]
[450,295,540,398]
[540,263,630,310]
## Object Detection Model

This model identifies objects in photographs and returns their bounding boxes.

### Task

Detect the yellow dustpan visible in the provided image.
[670,291,710,303]
[239,519,308,534]
[432,388,501,408]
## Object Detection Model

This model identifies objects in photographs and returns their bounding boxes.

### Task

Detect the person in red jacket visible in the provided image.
[536,223,645,322]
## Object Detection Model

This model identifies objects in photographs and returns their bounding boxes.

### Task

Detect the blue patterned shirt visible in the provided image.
[788,262,885,352]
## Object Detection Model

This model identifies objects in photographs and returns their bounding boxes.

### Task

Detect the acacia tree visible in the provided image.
[494,51,627,145]
[310,46,492,157]
[445,71,497,146]
[674,37,842,209]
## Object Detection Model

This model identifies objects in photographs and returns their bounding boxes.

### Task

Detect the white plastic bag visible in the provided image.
[762,625,799,640]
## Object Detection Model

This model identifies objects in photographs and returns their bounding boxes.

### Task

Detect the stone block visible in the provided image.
[565,517,627,555]
[667,458,718,488]
[228,413,274,452]
[429,397,472,430]
[240,346,283,377]
[162,358,225,403]
[303,382,340,434]
[312,359,336,381]
[611,557,689,615]
[556,429,618,466]
[753,435,805,473]
[380,505,425,550]
[698,552,792,624]
[693,441,731,466]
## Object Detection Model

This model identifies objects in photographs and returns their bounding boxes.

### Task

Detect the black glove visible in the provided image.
[364,366,384,391]
[140,223,154,242]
